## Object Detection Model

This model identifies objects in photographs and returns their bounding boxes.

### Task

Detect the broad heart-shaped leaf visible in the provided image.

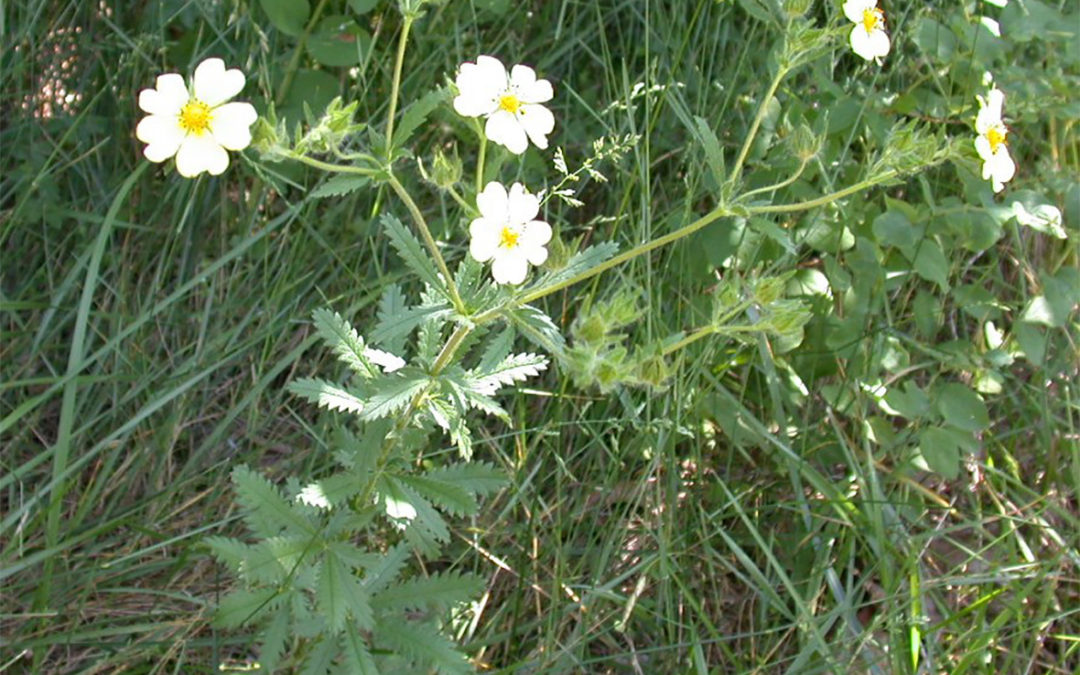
[382,213,448,299]
[288,377,366,414]
[918,427,961,480]
[308,15,371,67]
[469,352,548,395]
[934,382,990,432]
[260,0,309,36]
[232,465,317,538]
[312,308,378,378]
[375,617,473,675]
[911,240,950,292]
[347,0,378,13]
[310,174,370,200]
[371,572,483,613]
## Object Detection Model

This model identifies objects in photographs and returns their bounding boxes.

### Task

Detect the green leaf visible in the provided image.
[374,284,409,353]
[338,623,378,675]
[505,304,566,352]
[376,618,473,675]
[258,604,291,672]
[308,15,371,67]
[348,0,378,12]
[372,572,483,613]
[299,636,339,675]
[470,352,548,395]
[526,242,619,296]
[912,240,949,291]
[244,536,312,584]
[260,0,310,36]
[918,427,961,480]
[935,383,990,432]
[882,382,930,420]
[872,209,919,258]
[396,473,477,517]
[318,551,374,634]
[204,536,250,571]
[214,587,280,629]
[382,213,448,297]
[694,116,726,186]
[312,308,379,378]
[392,87,447,152]
[371,300,452,351]
[310,174,371,199]
[423,462,507,497]
[364,543,410,594]
[359,370,429,421]
[232,466,317,538]
[288,377,366,414]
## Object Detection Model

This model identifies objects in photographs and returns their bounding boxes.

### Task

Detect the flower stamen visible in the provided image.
[986,126,1006,154]
[178,99,213,136]
[499,94,522,115]
[862,8,883,34]
[499,227,520,249]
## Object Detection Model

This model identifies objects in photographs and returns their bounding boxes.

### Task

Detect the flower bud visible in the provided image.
[430,146,463,188]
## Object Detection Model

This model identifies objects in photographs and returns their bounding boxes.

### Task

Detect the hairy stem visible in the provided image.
[727,64,788,189]
[384,15,415,157]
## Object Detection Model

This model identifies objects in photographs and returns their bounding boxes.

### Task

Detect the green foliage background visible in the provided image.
[2,0,1078,672]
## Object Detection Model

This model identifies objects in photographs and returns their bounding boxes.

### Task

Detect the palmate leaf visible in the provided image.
[505,303,566,353]
[311,308,378,378]
[525,241,619,295]
[317,550,374,634]
[204,536,250,571]
[396,473,477,517]
[214,586,281,629]
[376,618,473,675]
[364,543,410,594]
[309,174,370,199]
[232,465,317,538]
[242,536,314,585]
[288,377,366,414]
[382,213,448,297]
[257,602,291,672]
[372,572,483,613]
[360,369,429,421]
[423,461,507,498]
[470,352,548,395]
[337,623,379,675]
[391,87,447,153]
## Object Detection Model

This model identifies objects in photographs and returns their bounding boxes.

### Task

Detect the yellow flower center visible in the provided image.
[499,94,522,115]
[986,126,1007,154]
[178,99,213,135]
[862,8,883,33]
[499,226,520,249]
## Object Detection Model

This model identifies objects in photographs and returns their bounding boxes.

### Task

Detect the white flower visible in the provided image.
[843,0,890,63]
[974,87,1016,193]
[469,181,552,285]
[453,55,554,155]
[136,58,257,178]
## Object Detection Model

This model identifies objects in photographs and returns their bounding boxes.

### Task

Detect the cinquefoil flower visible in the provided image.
[453,55,554,155]
[469,181,552,285]
[843,0,890,63]
[974,87,1016,193]
[136,58,257,178]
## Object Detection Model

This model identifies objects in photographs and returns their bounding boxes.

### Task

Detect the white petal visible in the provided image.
[139,73,188,115]
[476,181,509,221]
[522,221,552,266]
[364,347,406,373]
[193,58,246,106]
[842,0,874,24]
[209,102,257,150]
[474,55,508,84]
[469,218,500,262]
[507,183,540,224]
[136,115,186,162]
[509,64,554,102]
[850,25,889,61]
[974,135,994,161]
[486,110,528,154]
[519,104,555,149]
[175,134,229,177]
[491,252,529,285]
[984,148,1016,186]
[454,59,503,116]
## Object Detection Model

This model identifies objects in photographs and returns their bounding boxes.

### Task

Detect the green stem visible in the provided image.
[384,15,415,157]
[727,64,788,189]
[291,153,380,176]
[385,173,465,313]
[738,157,809,201]
[746,169,897,214]
[475,130,487,195]
[445,184,477,216]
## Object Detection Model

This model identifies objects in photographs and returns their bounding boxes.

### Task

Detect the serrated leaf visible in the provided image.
[310,174,371,199]
[204,536,250,571]
[694,116,726,185]
[382,213,448,297]
[299,636,339,675]
[372,572,483,613]
[423,462,507,497]
[396,474,477,517]
[376,619,473,675]
[364,543,410,594]
[214,587,280,629]
[232,466,317,538]
[258,602,291,672]
[505,304,566,352]
[479,327,515,372]
[371,301,451,352]
[392,87,447,152]
[337,623,378,675]
[318,551,374,634]
[360,370,429,421]
[312,308,378,377]
[289,377,366,414]
[470,352,548,395]
[244,536,313,584]
[375,284,408,352]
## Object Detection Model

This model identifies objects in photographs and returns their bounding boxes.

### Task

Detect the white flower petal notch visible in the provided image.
[136,58,258,178]
[974,86,1016,193]
[843,0,890,63]
[469,181,552,285]
[453,55,555,155]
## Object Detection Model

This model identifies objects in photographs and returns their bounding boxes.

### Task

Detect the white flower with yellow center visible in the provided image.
[469,181,552,285]
[136,58,257,178]
[843,0,890,63]
[453,55,554,155]
[974,87,1016,193]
